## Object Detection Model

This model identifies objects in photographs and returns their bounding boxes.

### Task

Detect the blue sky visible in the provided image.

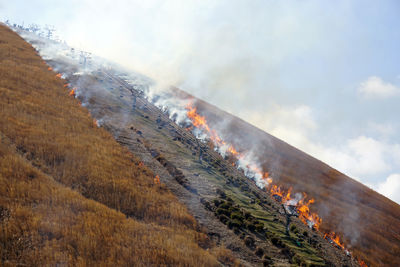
[1,0,399,203]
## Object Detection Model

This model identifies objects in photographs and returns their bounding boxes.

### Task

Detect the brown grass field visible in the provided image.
[0,24,237,266]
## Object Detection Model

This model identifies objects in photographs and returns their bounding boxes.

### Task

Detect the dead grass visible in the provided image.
[0,24,230,266]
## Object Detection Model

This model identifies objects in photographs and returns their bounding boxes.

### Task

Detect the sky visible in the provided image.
[1,0,399,204]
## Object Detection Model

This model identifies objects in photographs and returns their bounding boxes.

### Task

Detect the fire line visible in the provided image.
[184,101,367,266]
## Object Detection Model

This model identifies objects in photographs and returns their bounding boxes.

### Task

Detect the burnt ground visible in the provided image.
[46,65,362,267]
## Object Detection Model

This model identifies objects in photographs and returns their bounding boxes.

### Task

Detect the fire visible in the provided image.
[138,162,144,167]
[48,67,53,71]
[63,83,70,88]
[269,185,322,229]
[324,232,345,249]
[297,196,322,230]
[164,98,366,263]
[56,73,62,78]
[358,259,368,267]
[227,145,239,156]
[154,175,160,185]
[69,88,76,97]
[185,101,323,229]
[186,103,235,151]
[93,119,98,127]
[270,185,292,203]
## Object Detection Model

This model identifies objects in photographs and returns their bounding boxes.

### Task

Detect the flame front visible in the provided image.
[185,102,321,229]
[185,102,322,232]
[324,232,345,249]
[69,88,76,97]
[270,185,322,230]
[154,175,160,185]
[185,102,271,186]
[183,100,369,265]
[297,197,322,230]
[358,259,368,267]
[270,185,292,203]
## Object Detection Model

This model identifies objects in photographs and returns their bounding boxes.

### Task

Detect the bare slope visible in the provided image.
[0,24,235,266]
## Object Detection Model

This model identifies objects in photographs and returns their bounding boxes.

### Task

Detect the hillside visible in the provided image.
[3,22,399,267]
[12,28,370,266]
[181,85,400,267]
[0,24,235,266]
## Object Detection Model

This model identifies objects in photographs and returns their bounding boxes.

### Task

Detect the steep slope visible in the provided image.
[12,24,399,266]
[180,90,400,267]
[32,50,363,265]
[0,24,235,266]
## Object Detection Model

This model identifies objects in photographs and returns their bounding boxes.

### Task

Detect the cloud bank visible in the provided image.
[358,76,400,98]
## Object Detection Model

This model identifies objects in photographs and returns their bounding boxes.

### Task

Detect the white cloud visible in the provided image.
[368,122,395,137]
[377,174,400,204]
[358,76,400,98]
[347,136,391,175]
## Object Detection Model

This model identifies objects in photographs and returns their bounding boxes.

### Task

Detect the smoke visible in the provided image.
[4,3,400,204]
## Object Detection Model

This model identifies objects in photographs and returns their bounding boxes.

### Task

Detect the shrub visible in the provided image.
[230,212,244,222]
[216,188,226,198]
[246,221,256,232]
[244,236,255,248]
[262,255,273,266]
[233,227,241,235]
[255,223,265,233]
[219,203,231,210]
[228,219,242,229]
[218,214,230,224]
[216,208,231,217]
[255,247,264,257]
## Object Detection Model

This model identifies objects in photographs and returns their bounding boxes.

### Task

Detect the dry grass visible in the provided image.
[0,24,234,266]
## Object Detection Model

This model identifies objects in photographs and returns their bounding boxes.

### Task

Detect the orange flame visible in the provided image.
[93,119,98,127]
[48,67,53,71]
[358,258,368,267]
[185,102,322,229]
[186,104,231,150]
[154,175,160,185]
[324,232,345,249]
[56,73,62,78]
[270,185,292,203]
[69,88,76,97]
[138,162,144,167]
[63,83,70,88]
[297,196,322,230]
[183,99,367,262]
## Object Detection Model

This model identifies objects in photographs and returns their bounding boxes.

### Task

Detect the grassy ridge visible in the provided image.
[0,24,234,266]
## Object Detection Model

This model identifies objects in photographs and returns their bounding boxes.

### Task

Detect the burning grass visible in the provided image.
[183,99,392,266]
[0,24,232,266]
